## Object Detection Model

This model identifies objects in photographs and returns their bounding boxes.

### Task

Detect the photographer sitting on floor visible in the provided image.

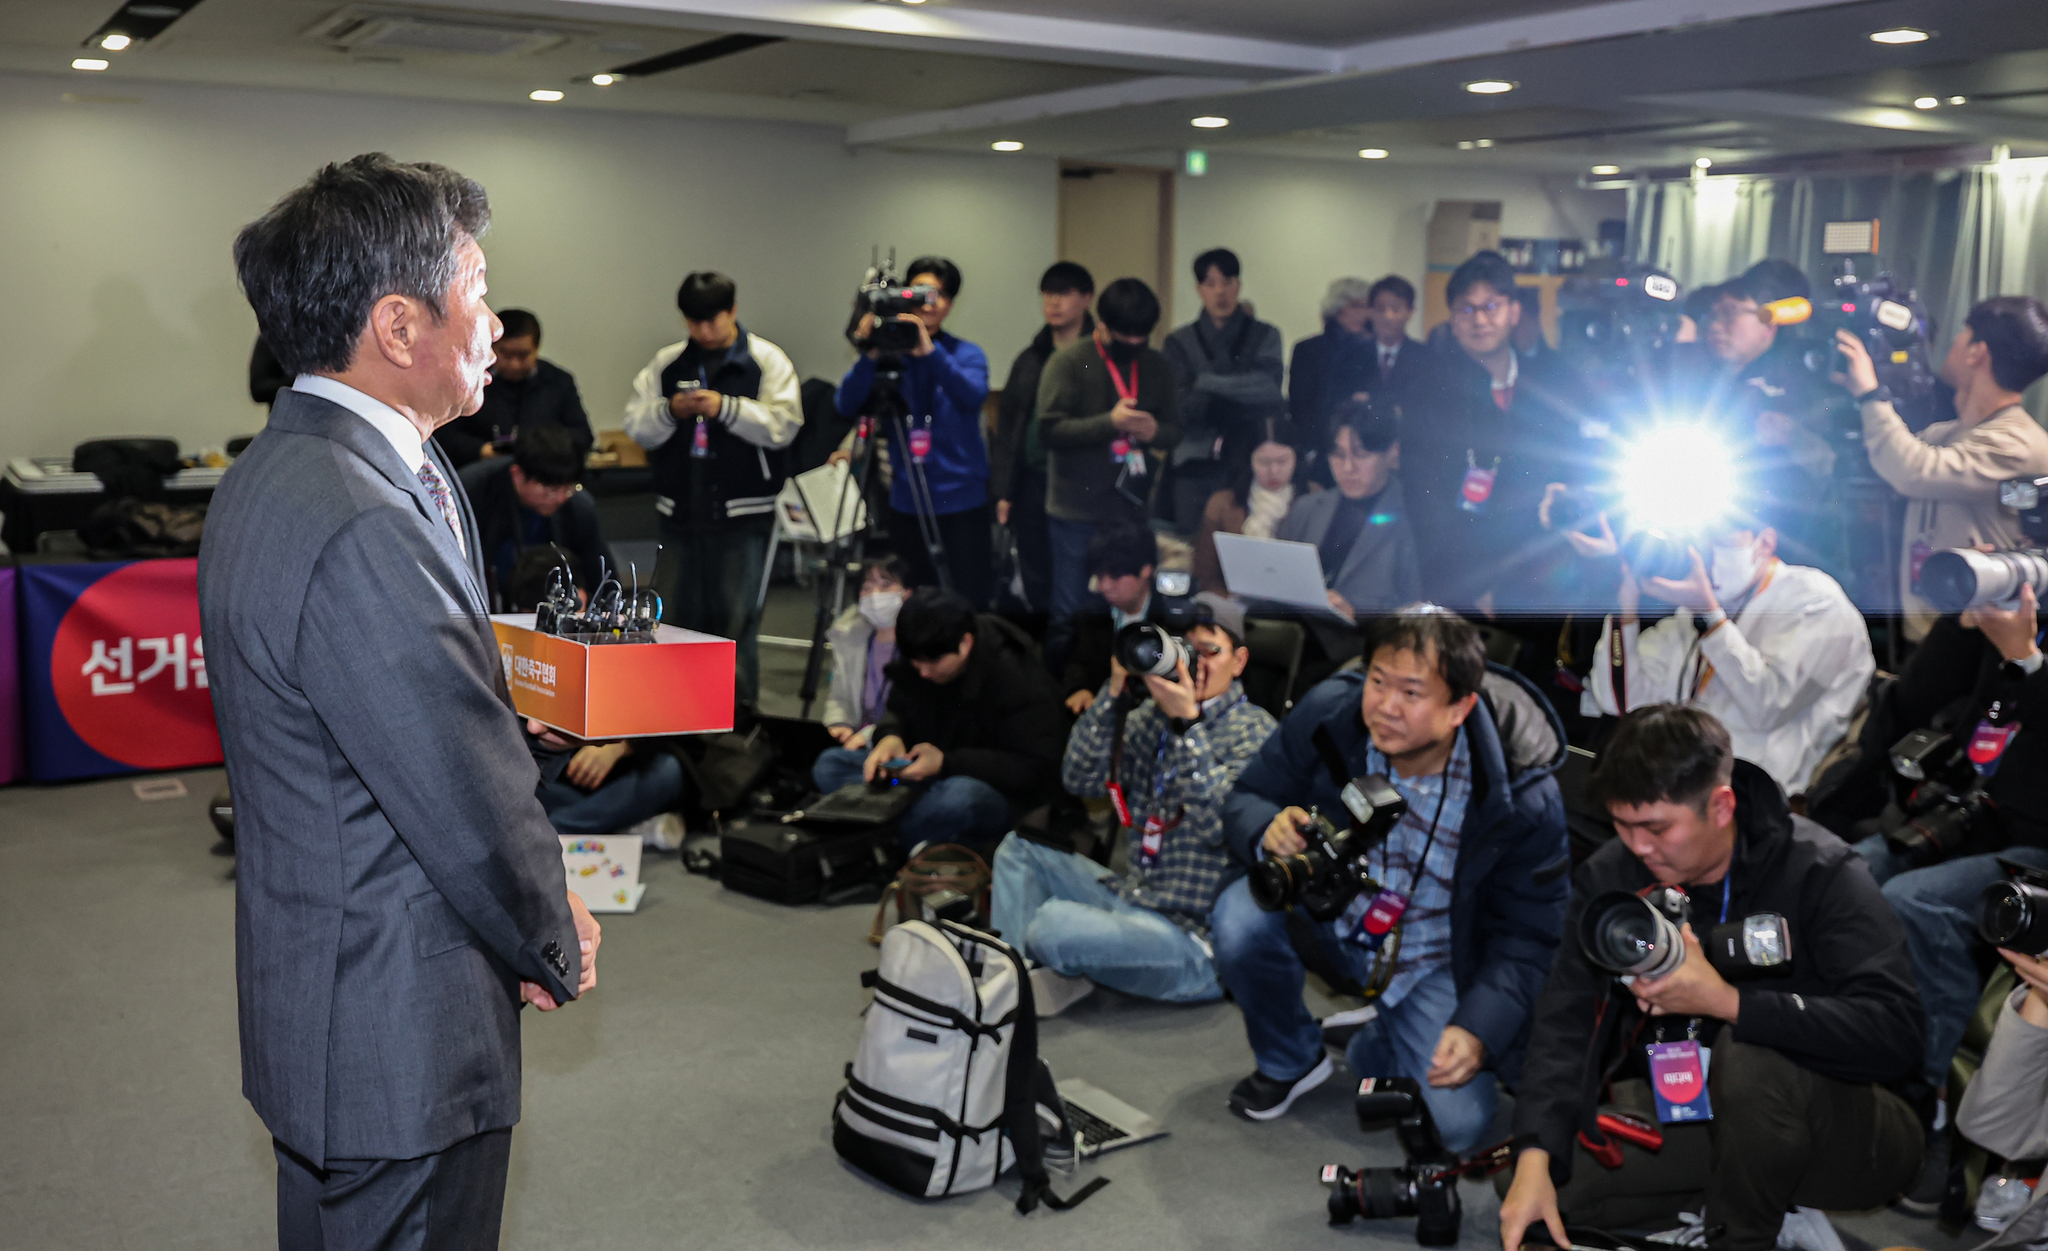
[1953,945,2048,1251]
[852,588,1066,854]
[992,594,1277,1015]
[1212,605,1570,1154]
[1499,705,1924,1251]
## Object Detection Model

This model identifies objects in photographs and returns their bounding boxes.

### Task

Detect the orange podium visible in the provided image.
[490,614,735,739]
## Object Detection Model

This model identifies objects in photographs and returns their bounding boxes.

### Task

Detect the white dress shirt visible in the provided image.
[1379,341,1400,374]
[292,373,426,475]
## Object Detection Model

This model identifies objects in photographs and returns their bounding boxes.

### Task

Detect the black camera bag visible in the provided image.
[719,819,895,906]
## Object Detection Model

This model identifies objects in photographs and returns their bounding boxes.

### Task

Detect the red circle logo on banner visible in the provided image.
[49,560,221,769]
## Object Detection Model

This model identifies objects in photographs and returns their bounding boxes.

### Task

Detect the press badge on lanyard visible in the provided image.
[1351,888,1408,951]
[1137,814,1168,870]
[1971,718,2021,778]
[1097,342,1147,477]
[1648,1040,1712,1123]
[907,420,933,464]
[691,417,711,459]
[1459,450,1500,514]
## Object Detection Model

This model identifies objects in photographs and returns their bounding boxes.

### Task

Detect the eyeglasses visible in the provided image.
[1451,300,1509,321]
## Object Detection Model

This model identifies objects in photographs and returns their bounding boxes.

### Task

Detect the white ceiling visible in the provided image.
[4,0,2047,175]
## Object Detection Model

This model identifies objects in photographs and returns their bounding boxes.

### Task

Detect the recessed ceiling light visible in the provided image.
[529,89,564,101]
[1456,140,1476,150]
[1473,139,1494,148]
[1695,156,1713,169]
[99,34,131,51]
[1358,148,1388,159]
[1464,79,1516,94]
[124,4,180,16]
[590,73,617,86]
[991,140,1023,152]
[72,58,109,71]
[1914,96,1939,109]
[1591,164,1621,175]
[1191,116,1229,129]
[1869,27,1930,44]
[1948,95,1968,105]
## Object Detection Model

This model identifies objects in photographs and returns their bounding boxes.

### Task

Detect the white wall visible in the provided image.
[1172,152,1626,350]
[0,71,1058,459]
[0,71,1625,461]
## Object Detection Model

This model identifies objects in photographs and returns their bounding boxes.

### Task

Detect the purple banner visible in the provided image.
[0,567,19,784]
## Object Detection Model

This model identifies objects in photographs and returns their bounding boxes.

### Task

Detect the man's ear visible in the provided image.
[1709,784,1738,829]
[367,293,419,369]
[1229,645,1250,678]
[957,632,975,659]
[1447,690,1481,727]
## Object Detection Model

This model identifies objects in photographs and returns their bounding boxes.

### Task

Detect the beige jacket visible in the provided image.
[1862,399,2048,639]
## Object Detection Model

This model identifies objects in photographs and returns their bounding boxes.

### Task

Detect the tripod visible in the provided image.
[796,352,955,718]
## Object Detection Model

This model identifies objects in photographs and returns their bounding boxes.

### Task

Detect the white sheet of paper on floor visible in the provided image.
[560,834,646,913]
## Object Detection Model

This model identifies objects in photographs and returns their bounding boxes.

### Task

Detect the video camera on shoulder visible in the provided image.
[1578,883,1793,984]
[1766,260,1939,418]
[1558,263,1685,384]
[1918,477,2048,614]
[847,248,938,357]
[1110,569,1198,679]
[1979,858,2048,956]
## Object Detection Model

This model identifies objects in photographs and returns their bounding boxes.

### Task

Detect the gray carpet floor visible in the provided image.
[0,587,1983,1250]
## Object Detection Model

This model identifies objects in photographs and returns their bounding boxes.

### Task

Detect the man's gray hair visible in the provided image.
[233,153,490,377]
[1320,276,1374,321]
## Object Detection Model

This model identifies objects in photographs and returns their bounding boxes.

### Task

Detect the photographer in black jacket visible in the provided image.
[1500,705,1922,1251]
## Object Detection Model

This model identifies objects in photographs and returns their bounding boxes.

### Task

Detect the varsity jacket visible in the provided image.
[622,327,803,527]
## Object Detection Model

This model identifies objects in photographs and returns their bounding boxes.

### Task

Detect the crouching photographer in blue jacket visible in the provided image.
[1211,604,1571,1153]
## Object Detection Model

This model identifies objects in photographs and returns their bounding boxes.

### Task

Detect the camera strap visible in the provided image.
[1608,618,1628,712]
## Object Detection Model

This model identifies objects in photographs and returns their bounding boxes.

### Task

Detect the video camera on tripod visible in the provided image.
[847,250,938,356]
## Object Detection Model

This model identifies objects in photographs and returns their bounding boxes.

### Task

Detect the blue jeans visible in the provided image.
[989,835,1222,1003]
[1854,835,2048,1088]
[1209,876,1497,1154]
[536,751,685,837]
[812,745,867,794]
[1045,516,1102,672]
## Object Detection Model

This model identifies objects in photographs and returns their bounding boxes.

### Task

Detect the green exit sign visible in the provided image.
[1185,149,1207,176]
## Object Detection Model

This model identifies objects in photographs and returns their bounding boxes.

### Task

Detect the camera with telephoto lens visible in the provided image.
[1110,569,1199,678]
[1249,782,1409,921]
[1978,859,2048,956]
[1322,1077,1464,1245]
[1579,884,1794,983]
[847,250,938,356]
[1881,728,1998,868]
[1916,476,2048,614]
[1774,262,1938,409]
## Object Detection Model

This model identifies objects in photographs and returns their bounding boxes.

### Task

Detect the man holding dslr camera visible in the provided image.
[1500,705,1923,1251]
[991,594,1276,1013]
[1212,606,1570,1153]
[1835,294,2048,639]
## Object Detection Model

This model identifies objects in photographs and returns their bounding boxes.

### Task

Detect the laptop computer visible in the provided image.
[1212,532,1348,617]
[1056,1078,1168,1157]
[791,779,922,826]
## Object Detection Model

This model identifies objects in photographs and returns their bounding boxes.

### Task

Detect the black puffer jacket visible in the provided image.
[876,615,1066,810]
[1512,759,1925,1184]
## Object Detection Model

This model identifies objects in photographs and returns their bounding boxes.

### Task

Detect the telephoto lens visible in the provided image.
[1320,1164,1461,1245]
[1578,886,1691,980]
[1918,548,2048,614]
[1979,872,2048,957]
[1247,809,1344,914]
[1114,621,1192,679]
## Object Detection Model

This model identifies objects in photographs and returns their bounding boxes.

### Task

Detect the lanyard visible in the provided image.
[1095,339,1139,403]
[1373,759,1453,902]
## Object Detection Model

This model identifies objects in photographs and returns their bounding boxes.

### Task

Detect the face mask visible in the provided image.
[1106,338,1142,365]
[858,591,905,630]
[1709,540,1762,596]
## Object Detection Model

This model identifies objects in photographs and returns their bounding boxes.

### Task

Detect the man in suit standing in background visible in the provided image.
[200,152,601,1251]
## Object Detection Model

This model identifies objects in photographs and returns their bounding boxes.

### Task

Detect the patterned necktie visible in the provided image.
[414,458,467,559]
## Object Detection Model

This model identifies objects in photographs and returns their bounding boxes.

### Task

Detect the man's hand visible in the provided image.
[899,313,935,357]
[564,741,628,790]
[995,499,1011,526]
[1631,924,1741,1021]
[526,717,582,752]
[1262,806,1312,857]
[827,723,855,744]
[1829,329,1880,397]
[1640,547,1721,617]
[1563,512,1620,561]
[900,742,945,782]
[1999,948,2048,1026]
[521,891,603,1010]
[1962,582,2041,664]
[1327,589,1357,623]
[1065,688,1097,715]
[1110,397,1158,442]
[827,447,852,468]
[1538,482,1571,531]
[1499,1149,1569,1251]
[479,442,501,459]
[1143,657,1201,721]
[863,735,908,784]
[1428,1024,1485,1087]
[669,388,720,420]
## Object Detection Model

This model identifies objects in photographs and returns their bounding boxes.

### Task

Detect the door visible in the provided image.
[1057,163,1175,342]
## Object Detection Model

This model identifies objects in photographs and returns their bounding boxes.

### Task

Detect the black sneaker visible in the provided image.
[1893,1126,1950,1217]
[1228,1056,1334,1121]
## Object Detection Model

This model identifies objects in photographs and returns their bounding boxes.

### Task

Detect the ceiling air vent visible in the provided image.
[304,7,572,57]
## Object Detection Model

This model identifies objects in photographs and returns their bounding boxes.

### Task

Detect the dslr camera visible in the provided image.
[1558,263,1685,387]
[1248,783,1409,921]
[1110,569,1199,680]
[847,249,938,356]
[1578,883,1793,983]
[1979,859,2048,956]
[1916,476,2048,614]
[1878,728,1999,868]
[1322,1077,1501,1245]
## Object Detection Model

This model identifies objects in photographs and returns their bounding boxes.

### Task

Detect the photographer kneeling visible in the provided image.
[1213,605,1570,1153]
[1500,706,1924,1251]
[991,595,1278,1014]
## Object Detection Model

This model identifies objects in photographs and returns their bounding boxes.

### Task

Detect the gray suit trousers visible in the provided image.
[274,1129,512,1251]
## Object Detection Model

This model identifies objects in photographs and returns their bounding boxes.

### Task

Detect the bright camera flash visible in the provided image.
[1618,426,1738,533]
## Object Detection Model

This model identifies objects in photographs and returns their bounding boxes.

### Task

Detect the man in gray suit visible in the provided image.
[200,153,602,1250]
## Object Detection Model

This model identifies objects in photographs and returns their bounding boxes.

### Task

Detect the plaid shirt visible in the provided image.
[1061,679,1278,931]
[1335,726,1472,1009]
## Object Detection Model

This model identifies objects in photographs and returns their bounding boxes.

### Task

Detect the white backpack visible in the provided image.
[833,919,1105,1213]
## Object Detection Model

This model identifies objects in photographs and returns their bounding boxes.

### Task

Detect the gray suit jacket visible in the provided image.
[1274,477,1422,615]
[198,387,581,1166]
